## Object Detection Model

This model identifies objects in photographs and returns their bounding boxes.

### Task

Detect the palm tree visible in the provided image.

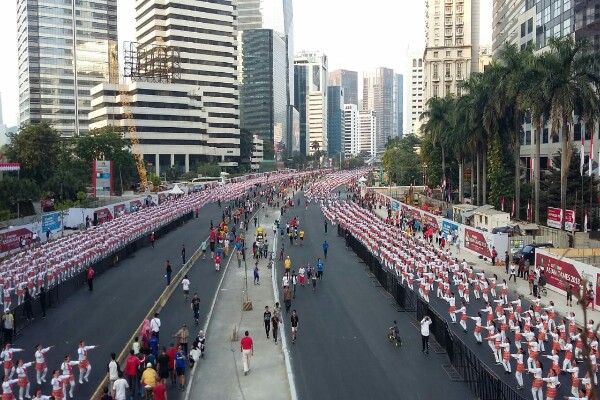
[450,95,472,203]
[310,141,320,153]
[542,37,600,225]
[420,95,455,185]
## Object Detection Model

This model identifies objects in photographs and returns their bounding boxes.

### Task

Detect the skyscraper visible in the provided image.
[294,51,328,155]
[394,74,404,137]
[362,68,395,154]
[329,70,359,106]
[327,86,345,157]
[17,0,118,136]
[344,104,359,156]
[404,48,425,136]
[358,110,376,158]
[423,0,480,103]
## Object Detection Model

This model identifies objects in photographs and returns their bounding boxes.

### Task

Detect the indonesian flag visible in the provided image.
[581,134,585,176]
[590,134,594,176]
[511,198,515,218]
[527,199,531,222]
[501,196,505,212]
[584,208,589,233]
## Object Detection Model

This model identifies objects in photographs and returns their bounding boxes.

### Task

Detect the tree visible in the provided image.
[0,176,40,217]
[239,128,255,166]
[420,96,454,180]
[263,140,275,161]
[383,135,422,186]
[6,123,62,185]
[310,141,320,153]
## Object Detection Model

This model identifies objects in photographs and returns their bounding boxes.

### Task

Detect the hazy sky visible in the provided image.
[0,0,492,128]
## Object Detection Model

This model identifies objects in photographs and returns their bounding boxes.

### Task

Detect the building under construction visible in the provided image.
[123,41,181,83]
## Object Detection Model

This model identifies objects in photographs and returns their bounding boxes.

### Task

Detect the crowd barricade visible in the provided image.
[337,224,524,400]
[9,211,193,340]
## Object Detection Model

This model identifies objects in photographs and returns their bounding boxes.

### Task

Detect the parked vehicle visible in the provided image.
[513,243,554,265]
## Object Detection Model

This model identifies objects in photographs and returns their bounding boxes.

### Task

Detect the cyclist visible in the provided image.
[389,321,401,345]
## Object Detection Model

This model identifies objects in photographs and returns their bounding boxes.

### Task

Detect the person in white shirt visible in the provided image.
[15,359,33,400]
[150,313,161,339]
[60,356,78,399]
[112,371,129,400]
[420,316,432,354]
[181,275,190,301]
[77,341,97,384]
[34,344,52,385]
[107,352,119,393]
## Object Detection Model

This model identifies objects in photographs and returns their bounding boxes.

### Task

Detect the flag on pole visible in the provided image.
[581,134,585,175]
[584,208,589,233]
[527,199,531,222]
[511,198,515,218]
[501,196,505,212]
[590,133,594,176]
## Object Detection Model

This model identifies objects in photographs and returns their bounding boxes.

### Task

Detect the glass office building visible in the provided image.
[239,29,287,157]
[17,0,118,136]
[327,86,344,156]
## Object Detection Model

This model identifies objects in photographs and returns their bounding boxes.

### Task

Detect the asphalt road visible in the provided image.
[277,192,474,400]
[12,202,225,399]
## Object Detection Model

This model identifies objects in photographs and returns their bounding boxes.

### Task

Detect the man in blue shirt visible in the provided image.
[322,241,329,259]
[174,346,187,390]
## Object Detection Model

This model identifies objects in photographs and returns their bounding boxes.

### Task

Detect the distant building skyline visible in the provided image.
[394,73,404,137]
[327,86,344,156]
[362,67,395,154]
[344,104,359,156]
[404,47,424,136]
[329,69,358,106]
[358,109,376,157]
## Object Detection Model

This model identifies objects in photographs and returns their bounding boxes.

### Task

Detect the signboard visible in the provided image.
[130,200,142,211]
[158,193,167,205]
[464,227,493,258]
[392,200,400,212]
[546,207,563,229]
[442,220,459,239]
[114,203,126,216]
[423,213,440,232]
[0,227,33,253]
[41,199,55,212]
[41,212,61,233]
[564,209,575,232]
[93,160,113,197]
[94,208,113,225]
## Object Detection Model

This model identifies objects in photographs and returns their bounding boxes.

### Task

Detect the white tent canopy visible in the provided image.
[358,177,367,183]
[169,184,185,195]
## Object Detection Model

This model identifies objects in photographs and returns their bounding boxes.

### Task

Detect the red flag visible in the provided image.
[501,197,505,212]
[590,134,594,176]
[511,198,515,218]
[527,199,531,221]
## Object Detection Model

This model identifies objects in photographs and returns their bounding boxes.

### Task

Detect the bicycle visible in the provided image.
[388,329,402,347]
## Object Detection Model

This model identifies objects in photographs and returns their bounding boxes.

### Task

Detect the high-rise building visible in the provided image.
[90,0,239,173]
[358,110,376,158]
[344,104,359,156]
[238,29,287,157]
[327,86,345,157]
[423,0,480,103]
[362,68,395,153]
[404,48,425,136]
[393,74,404,137]
[329,70,358,106]
[492,0,526,55]
[294,51,328,155]
[17,0,118,136]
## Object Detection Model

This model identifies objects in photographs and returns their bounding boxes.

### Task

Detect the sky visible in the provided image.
[0,0,492,128]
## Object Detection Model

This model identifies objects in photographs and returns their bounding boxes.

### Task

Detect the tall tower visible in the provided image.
[394,74,404,137]
[423,0,480,104]
[17,0,118,136]
[327,86,344,157]
[362,68,395,154]
[405,48,425,136]
[329,70,358,106]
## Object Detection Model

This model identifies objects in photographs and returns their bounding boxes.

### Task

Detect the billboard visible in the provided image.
[442,219,459,239]
[93,160,113,197]
[41,212,61,233]
[464,227,493,258]
[546,207,562,229]
[564,209,575,232]
[0,227,33,253]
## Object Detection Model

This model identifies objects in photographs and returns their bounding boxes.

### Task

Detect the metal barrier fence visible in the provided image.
[9,211,194,341]
[338,224,524,400]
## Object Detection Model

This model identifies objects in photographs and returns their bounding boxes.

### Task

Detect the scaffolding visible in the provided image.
[123,41,181,83]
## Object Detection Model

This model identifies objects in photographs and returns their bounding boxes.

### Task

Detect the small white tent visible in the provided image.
[169,184,185,195]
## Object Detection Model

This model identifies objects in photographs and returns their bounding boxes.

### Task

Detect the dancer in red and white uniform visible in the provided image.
[34,344,53,385]
[60,356,78,399]
[1,375,19,400]
[15,359,33,400]
[50,370,69,400]
[1,345,23,379]
[77,341,97,384]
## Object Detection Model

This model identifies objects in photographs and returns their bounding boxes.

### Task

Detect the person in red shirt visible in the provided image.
[124,350,145,397]
[209,229,216,258]
[165,344,177,386]
[86,266,95,291]
[215,254,221,271]
[153,382,167,400]
[240,331,253,376]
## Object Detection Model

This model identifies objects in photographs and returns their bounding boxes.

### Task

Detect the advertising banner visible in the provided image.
[0,227,33,253]
[158,193,167,205]
[94,208,113,225]
[392,200,400,211]
[564,210,575,232]
[114,203,127,216]
[130,200,142,211]
[41,212,61,233]
[464,227,493,258]
[93,160,113,197]
[546,207,563,229]
[442,220,459,239]
[422,213,440,232]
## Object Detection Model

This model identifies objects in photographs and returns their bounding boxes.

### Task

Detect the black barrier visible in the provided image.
[8,211,194,341]
[338,226,524,400]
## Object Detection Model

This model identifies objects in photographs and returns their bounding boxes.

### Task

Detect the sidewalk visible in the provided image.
[373,206,600,327]
[186,207,291,400]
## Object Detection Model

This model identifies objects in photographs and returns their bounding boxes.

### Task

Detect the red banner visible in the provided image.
[546,207,562,229]
[536,252,581,292]
[464,227,492,258]
[0,228,33,253]
[423,213,439,232]
[158,193,167,205]
[114,204,126,215]
[95,208,113,224]
[564,210,575,232]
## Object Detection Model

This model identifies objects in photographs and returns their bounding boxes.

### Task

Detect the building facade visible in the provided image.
[404,48,425,136]
[358,110,376,158]
[17,0,118,136]
[344,104,359,156]
[251,135,264,171]
[362,67,395,154]
[294,51,328,155]
[423,0,480,103]
[327,86,345,157]
[394,74,404,137]
[238,29,287,155]
[329,69,359,106]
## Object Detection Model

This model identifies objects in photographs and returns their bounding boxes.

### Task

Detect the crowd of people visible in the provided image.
[322,193,599,400]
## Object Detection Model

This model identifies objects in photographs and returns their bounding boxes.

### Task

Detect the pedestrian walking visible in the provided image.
[566,284,573,307]
[38,287,46,319]
[181,244,186,265]
[156,347,169,386]
[283,286,292,313]
[316,258,324,280]
[86,266,95,291]
[190,293,200,325]
[150,313,161,339]
[324,219,328,233]
[322,241,329,259]
[504,251,510,274]
[509,262,517,282]
[421,316,432,354]
[291,271,298,298]
[271,313,280,343]
[2,311,14,345]
[263,306,271,339]
[107,352,119,393]
[491,246,498,266]
[181,275,190,301]
[174,324,189,355]
[291,310,299,344]
[174,345,186,390]
[240,331,253,375]
[112,370,128,400]
[150,232,155,249]
[253,262,260,285]
[165,260,172,286]
[201,240,207,259]
[311,271,317,292]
